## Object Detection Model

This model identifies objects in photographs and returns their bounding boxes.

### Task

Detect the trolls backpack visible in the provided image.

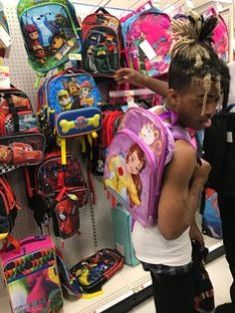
[82,7,123,75]
[0,176,18,241]
[1,235,64,313]
[122,7,172,77]
[17,0,82,74]
[104,106,192,227]
[26,151,89,239]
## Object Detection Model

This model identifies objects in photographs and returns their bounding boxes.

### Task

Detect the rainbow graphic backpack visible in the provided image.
[104,106,192,227]
[121,6,172,77]
[17,0,82,74]
[1,235,63,313]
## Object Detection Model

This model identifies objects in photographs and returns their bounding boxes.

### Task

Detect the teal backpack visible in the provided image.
[17,0,82,74]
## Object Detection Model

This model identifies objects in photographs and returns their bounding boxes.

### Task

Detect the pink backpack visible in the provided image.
[206,7,229,62]
[122,7,172,77]
[1,235,64,313]
[104,107,192,227]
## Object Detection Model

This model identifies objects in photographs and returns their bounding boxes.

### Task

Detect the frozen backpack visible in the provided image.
[1,235,64,313]
[82,7,123,75]
[104,106,192,227]
[17,0,82,74]
[0,176,18,241]
[122,6,172,77]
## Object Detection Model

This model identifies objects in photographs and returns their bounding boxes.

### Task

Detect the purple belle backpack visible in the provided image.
[104,106,192,227]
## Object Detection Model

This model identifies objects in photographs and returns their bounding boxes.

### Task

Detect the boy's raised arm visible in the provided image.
[114,68,169,98]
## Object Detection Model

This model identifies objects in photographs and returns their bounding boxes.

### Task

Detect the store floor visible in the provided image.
[129,255,232,313]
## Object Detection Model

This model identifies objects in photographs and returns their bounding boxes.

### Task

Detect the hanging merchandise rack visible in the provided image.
[0,1,231,312]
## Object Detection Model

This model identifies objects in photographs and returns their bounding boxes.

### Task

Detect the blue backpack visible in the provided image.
[17,0,82,74]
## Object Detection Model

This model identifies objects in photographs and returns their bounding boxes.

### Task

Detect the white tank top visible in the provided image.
[132,221,192,266]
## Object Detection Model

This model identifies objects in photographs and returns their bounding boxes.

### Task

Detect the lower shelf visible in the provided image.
[1,236,224,313]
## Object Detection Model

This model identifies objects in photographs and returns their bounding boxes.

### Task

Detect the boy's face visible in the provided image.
[168,78,220,130]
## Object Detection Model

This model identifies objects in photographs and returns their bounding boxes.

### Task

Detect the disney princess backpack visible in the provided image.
[104,107,192,227]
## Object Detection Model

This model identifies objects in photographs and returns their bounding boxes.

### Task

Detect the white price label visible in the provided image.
[139,39,157,60]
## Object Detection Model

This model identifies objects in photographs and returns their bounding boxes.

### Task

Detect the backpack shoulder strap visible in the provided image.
[171,125,192,144]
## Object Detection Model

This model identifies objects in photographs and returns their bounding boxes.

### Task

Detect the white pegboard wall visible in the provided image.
[0,3,116,299]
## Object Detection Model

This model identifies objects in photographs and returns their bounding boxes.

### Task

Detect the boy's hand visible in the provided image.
[193,159,211,184]
[190,221,205,247]
[114,68,147,86]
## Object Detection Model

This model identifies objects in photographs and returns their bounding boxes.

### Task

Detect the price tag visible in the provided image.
[139,39,157,60]
[0,65,10,88]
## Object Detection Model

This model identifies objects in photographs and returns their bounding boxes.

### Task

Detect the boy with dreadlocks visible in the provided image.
[114,12,230,313]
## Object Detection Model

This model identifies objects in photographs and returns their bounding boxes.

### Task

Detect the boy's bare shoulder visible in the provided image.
[173,139,196,167]
[161,139,197,192]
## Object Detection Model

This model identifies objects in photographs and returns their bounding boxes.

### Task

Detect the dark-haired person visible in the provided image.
[114,12,229,313]
[213,61,235,313]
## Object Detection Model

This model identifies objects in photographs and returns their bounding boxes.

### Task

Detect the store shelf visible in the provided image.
[1,237,224,313]
[1,264,149,313]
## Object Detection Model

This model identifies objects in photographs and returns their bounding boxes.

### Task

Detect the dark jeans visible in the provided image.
[143,263,195,313]
[218,192,235,302]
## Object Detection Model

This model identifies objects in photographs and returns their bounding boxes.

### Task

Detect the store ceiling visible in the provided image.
[73,1,233,20]
[73,0,220,11]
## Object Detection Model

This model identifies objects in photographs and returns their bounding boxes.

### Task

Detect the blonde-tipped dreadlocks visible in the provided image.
[170,11,222,114]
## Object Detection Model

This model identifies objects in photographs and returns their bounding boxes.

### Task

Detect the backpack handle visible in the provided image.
[3,235,47,252]
[94,7,110,14]
[205,6,217,16]
[135,1,153,14]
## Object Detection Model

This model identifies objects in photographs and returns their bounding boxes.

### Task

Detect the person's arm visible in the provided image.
[157,141,210,240]
[114,68,169,98]
[189,215,204,246]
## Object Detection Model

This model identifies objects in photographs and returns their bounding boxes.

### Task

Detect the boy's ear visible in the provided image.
[168,89,181,111]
